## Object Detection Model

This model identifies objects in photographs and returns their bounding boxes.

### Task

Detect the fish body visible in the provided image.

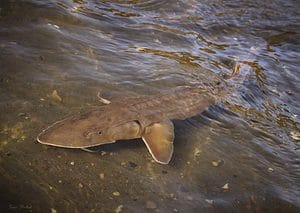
[37,78,229,164]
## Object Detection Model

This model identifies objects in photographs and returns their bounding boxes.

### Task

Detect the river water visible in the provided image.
[0,0,299,212]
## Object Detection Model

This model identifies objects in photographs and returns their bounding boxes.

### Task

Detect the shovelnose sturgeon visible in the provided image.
[37,43,260,164]
[37,75,231,164]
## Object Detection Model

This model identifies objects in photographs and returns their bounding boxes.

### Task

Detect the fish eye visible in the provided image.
[98,131,102,135]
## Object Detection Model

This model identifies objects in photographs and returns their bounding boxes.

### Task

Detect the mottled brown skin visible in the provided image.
[37,78,229,164]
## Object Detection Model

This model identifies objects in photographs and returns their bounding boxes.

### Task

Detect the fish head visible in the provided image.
[37,109,142,148]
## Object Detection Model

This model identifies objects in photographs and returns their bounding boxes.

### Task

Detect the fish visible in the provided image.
[37,75,231,165]
[37,45,259,164]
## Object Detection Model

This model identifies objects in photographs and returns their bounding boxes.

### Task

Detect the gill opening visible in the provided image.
[133,119,143,136]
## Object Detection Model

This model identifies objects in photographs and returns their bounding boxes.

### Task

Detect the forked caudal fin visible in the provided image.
[142,119,174,164]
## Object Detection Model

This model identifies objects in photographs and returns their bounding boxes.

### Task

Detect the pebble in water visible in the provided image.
[51,90,62,102]
[113,191,120,196]
[99,173,105,180]
[212,160,224,167]
[205,199,214,204]
[222,183,229,191]
[115,205,123,213]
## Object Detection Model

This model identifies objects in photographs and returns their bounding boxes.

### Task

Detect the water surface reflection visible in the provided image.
[0,0,299,212]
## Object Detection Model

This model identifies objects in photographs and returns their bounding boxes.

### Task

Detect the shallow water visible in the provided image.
[0,0,299,212]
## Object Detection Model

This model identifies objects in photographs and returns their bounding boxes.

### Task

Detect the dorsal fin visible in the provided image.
[142,119,174,164]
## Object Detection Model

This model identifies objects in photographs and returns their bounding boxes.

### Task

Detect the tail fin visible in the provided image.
[229,46,261,82]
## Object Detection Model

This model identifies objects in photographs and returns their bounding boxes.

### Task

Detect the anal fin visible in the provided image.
[142,119,174,164]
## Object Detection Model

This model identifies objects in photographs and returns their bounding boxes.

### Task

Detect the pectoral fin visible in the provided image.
[142,120,174,164]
